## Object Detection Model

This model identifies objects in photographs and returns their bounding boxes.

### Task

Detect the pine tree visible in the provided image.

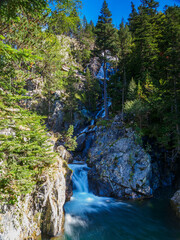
[95,0,116,119]
[48,0,82,36]
[128,2,138,35]
[84,68,100,111]
[128,78,137,100]
[82,15,88,30]
[129,0,160,78]
[160,6,180,151]
[90,20,95,32]
[118,20,132,120]
[63,70,79,123]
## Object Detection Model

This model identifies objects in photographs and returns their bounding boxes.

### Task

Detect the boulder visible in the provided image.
[82,133,94,157]
[49,100,64,132]
[76,133,86,152]
[56,145,73,163]
[88,117,152,199]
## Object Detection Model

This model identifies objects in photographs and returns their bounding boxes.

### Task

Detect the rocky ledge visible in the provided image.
[88,116,152,199]
[0,142,72,240]
[171,190,180,218]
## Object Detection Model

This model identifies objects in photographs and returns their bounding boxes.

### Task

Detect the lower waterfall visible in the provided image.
[61,164,180,240]
[64,164,122,233]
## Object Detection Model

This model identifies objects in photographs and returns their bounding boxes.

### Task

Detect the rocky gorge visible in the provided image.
[1,0,180,239]
[1,69,180,240]
[0,108,179,240]
[0,136,72,240]
[0,25,179,240]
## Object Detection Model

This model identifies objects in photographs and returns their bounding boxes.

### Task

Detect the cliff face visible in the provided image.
[87,116,152,199]
[0,145,72,240]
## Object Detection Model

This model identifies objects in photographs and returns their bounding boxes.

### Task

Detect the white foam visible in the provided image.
[65,214,87,237]
[64,164,130,238]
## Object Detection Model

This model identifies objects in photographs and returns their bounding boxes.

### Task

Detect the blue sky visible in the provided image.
[80,0,179,27]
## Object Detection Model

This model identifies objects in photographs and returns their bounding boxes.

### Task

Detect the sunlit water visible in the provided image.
[42,164,180,240]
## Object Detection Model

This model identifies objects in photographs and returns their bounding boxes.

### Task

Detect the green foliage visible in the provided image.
[109,2,180,151]
[128,78,137,100]
[70,17,95,67]
[95,0,117,60]
[48,0,82,35]
[96,119,113,128]
[63,70,79,123]
[108,74,122,112]
[95,0,117,119]
[0,0,85,206]
[64,125,77,151]
[84,68,100,111]
[0,0,48,21]
[118,20,132,61]
[0,93,55,205]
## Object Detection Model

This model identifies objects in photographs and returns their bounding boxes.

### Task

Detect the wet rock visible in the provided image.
[65,167,73,202]
[73,112,88,134]
[76,133,87,152]
[171,190,180,218]
[82,134,94,158]
[88,172,113,197]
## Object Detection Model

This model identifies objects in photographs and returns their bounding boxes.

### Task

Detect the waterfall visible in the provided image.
[64,164,127,239]
[69,164,89,193]
[62,163,180,240]
[65,164,115,216]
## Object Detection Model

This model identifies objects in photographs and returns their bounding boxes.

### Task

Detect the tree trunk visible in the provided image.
[103,60,108,119]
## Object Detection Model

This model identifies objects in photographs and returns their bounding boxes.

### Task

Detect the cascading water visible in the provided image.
[64,164,121,216]
[63,164,125,239]
[60,62,180,240]
[61,164,180,240]
[69,164,89,193]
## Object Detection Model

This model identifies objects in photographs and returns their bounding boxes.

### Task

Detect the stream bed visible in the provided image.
[42,164,180,240]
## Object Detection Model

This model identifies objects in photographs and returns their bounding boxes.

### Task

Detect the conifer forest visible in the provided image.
[0,0,180,240]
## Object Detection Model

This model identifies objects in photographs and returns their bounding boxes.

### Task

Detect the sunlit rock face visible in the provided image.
[0,143,70,240]
[88,115,152,199]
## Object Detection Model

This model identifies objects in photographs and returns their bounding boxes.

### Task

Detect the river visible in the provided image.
[42,163,180,240]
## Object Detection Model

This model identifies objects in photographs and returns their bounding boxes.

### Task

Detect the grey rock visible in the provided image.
[54,90,62,100]
[0,139,72,240]
[0,128,15,136]
[56,145,73,163]
[88,116,152,199]
[49,100,64,132]
[76,133,87,152]
[82,134,94,157]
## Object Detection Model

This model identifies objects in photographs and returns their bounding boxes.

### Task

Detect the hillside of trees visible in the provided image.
[0,0,179,204]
